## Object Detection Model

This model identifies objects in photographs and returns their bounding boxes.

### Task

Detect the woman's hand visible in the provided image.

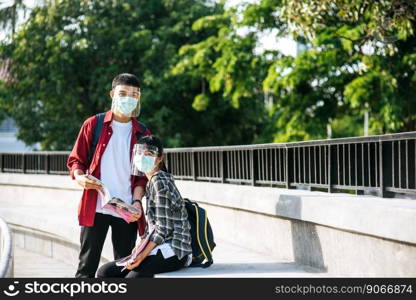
[126,253,144,270]
[125,241,157,270]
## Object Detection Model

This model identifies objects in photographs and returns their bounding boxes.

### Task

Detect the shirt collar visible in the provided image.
[104,110,143,133]
[149,170,162,181]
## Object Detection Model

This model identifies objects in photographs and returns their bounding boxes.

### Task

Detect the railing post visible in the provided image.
[328,144,335,193]
[379,141,394,198]
[45,153,50,174]
[0,153,3,173]
[220,151,225,183]
[285,147,292,189]
[250,149,256,186]
[22,153,26,174]
[192,152,197,181]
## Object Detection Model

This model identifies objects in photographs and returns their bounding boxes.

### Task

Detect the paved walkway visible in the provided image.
[156,239,324,277]
[13,240,324,278]
[14,246,75,278]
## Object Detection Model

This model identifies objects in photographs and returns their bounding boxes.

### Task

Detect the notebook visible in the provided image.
[87,175,141,223]
[115,228,155,271]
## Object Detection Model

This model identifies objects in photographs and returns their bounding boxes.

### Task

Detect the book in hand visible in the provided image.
[115,228,155,271]
[87,175,141,223]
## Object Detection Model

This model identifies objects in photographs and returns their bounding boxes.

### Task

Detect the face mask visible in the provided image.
[134,154,156,173]
[115,96,138,116]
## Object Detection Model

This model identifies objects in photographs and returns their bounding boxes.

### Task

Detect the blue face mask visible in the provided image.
[134,154,156,173]
[115,96,138,116]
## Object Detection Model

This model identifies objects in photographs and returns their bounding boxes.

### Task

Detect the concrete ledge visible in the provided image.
[1,173,415,277]
[155,240,322,278]
[175,180,416,244]
[0,173,81,191]
[2,208,113,271]
[0,174,120,271]
[4,173,415,244]
[173,180,416,277]
[0,174,319,278]
[0,203,316,278]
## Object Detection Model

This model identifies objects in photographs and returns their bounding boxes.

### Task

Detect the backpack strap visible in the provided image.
[135,121,148,140]
[87,112,105,163]
[87,113,148,164]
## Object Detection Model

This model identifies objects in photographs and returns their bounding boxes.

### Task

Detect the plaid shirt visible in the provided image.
[144,170,192,259]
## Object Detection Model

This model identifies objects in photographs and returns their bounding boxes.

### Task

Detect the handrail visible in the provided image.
[1,131,416,154]
[1,131,416,198]
[0,217,13,277]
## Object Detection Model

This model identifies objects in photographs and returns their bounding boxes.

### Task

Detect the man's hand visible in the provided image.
[75,173,102,191]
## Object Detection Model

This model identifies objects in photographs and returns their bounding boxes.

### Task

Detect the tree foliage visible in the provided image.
[175,0,416,142]
[0,0,267,150]
[269,0,416,140]
[1,0,415,149]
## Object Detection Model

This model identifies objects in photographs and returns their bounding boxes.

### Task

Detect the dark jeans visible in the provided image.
[75,212,138,278]
[96,249,187,278]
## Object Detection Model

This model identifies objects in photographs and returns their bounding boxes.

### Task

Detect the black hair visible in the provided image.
[112,73,140,89]
[137,135,168,172]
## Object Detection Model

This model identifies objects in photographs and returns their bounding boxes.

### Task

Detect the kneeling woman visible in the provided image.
[97,136,192,278]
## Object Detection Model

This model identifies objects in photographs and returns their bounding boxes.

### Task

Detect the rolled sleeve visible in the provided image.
[149,231,165,245]
[149,187,171,245]
[69,162,87,180]
[67,117,95,180]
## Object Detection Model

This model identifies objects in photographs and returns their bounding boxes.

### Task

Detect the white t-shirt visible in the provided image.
[96,120,133,218]
[147,222,192,266]
[149,242,193,267]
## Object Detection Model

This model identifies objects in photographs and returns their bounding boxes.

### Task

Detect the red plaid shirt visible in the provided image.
[67,110,150,235]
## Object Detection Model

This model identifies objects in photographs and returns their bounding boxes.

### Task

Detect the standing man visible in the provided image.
[67,73,150,278]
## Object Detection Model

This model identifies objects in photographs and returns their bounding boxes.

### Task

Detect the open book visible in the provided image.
[115,228,155,271]
[87,175,141,223]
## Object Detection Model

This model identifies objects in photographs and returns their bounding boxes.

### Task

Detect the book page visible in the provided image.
[86,175,112,207]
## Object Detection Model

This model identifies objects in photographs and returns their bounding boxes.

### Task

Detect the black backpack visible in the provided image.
[87,112,148,162]
[184,198,216,268]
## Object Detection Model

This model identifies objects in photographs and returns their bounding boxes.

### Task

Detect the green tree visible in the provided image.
[0,0,268,150]
[0,0,29,124]
[175,0,416,142]
[281,0,415,45]
[265,0,416,140]
[172,2,283,144]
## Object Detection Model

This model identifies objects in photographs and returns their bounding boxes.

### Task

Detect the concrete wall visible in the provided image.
[0,173,114,273]
[0,173,415,277]
[175,181,416,277]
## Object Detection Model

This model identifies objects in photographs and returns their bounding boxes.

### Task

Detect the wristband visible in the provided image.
[132,199,142,205]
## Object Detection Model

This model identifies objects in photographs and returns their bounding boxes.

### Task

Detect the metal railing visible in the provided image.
[164,131,416,198]
[1,132,416,198]
[0,151,69,175]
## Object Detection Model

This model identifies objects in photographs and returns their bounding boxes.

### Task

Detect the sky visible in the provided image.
[0,0,40,40]
[225,0,298,57]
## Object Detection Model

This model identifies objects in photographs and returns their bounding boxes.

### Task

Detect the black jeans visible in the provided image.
[96,249,188,278]
[75,212,138,278]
